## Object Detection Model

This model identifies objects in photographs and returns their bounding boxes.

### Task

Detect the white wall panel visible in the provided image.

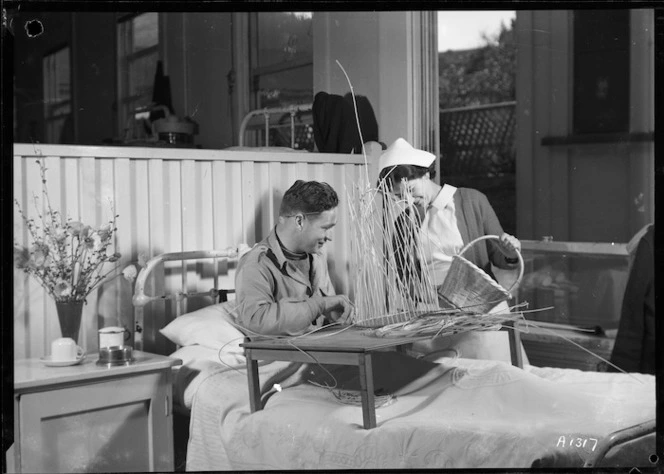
[180,159,201,308]
[13,144,373,357]
[227,162,244,246]
[78,157,100,351]
[111,157,133,348]
[40,157,64,352]
[146,158,166,350]
[13,157,28,357]
[254,162,272,243]
[240,161,257,246]
[24,158,47,358]
[267,162,283,225]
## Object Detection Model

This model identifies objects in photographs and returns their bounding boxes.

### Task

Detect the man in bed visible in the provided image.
[235,179,355,336]
[235,179,448,399]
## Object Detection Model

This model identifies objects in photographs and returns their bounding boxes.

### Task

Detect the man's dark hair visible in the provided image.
[377,162,437,189]
[279,180,339,216]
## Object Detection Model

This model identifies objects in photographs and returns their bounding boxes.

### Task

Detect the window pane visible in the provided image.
[43,46,72,143]
[46,116,69,143]
[256,12,313,69]
[128,53,158,98]
[255,64,313,108]
[51,102,71,117]
[437,11,517,234]
[55,48,71,100]
[573,10,630,134]
[250,11,314,118]
[117,13,160,136]
[132,13,159,52]
[43,47,71,108]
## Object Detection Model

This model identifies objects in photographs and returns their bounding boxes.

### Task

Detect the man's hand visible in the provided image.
[321,295,355,325]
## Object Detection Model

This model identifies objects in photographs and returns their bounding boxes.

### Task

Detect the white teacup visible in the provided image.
[98,326,130,349]
[51,337,85,361]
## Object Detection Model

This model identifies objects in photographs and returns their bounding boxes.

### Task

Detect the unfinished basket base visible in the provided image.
[359,311,523,339]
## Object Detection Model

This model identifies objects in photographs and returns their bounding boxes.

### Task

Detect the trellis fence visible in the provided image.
[439,101,516,178]
[439,101,517,233]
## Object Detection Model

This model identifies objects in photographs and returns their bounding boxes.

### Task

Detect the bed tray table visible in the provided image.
[242,327,455,429]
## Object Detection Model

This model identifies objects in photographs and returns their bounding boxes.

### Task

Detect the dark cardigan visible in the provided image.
[609,224,655,374]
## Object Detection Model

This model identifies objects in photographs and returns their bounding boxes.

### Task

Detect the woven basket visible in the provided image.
[437,235,524,314]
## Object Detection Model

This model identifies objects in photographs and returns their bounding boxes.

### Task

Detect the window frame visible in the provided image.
[116,12,161,135]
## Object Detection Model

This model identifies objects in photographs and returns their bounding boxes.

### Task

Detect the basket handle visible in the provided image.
[457,234,524,294]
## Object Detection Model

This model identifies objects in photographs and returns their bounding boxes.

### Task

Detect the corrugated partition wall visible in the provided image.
[14,144,373,358]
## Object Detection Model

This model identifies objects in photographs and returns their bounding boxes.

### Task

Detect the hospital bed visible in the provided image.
[128,105,655,468]
[132,246,657,470]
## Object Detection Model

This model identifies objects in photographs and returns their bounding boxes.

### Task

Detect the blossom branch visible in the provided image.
[14,160,122,303]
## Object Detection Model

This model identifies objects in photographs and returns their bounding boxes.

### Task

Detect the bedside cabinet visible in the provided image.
[11,351,181,473]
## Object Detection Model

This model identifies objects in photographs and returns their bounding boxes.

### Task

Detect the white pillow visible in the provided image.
[170,344,245,368]
[160,300,246,354]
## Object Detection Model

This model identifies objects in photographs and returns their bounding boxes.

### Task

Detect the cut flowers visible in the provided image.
[14,160,122,303]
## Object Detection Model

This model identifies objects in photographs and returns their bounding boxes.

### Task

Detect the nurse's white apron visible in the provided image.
[413,187,528,364]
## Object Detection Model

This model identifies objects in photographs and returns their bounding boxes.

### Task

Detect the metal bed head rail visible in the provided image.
[238,103,313,148]
[132,245,249,350]
[583,418,657,468]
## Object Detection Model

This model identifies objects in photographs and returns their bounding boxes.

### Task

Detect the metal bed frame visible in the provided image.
[583,419,656,468]
[238,103,313,148]
[132,248,242,351]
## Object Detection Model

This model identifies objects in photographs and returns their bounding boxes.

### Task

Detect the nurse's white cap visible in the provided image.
[378,138,436,173]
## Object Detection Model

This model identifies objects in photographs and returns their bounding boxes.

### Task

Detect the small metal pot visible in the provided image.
[96,345,134,367]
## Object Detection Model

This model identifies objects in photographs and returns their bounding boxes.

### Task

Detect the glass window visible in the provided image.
[573,10,630,134]
[42,46,72,143]
[437,11,517,233]
[255,12,313,74]
[245,12,314,150]
[117,12,159,134]
[132,13,160,51]
[252,11,313,108]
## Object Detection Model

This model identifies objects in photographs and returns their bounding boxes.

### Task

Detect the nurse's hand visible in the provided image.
[498,232,521,260]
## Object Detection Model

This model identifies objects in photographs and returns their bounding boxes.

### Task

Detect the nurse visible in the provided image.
[377,137,526,362]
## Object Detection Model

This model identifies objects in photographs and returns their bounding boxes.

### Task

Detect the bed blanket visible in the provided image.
[185,359,307,469]
[186,358,655,470]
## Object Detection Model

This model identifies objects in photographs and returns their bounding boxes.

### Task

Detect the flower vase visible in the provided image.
[56,301,84,343]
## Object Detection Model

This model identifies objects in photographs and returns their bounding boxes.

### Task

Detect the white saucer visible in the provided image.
[40,354,86,367]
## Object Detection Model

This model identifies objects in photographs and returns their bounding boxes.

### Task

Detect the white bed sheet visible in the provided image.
[185,357,655,470]
[170,345,245,411]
